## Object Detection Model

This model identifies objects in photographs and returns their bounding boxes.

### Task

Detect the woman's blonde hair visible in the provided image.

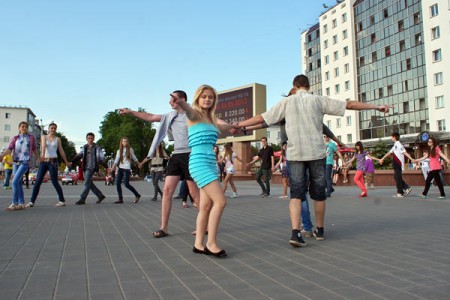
[119,137,131,164]
[192,84,218,128]
[223,143,233,162]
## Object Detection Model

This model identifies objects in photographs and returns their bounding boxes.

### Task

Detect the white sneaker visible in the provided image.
[55,201,66,207]
[25,202,34,208]
[231,192,238,198]
[392,193,404,198]
[278,195,288,198]
[403,187,412,196]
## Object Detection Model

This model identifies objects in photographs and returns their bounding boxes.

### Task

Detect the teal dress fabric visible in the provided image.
[188,123,219,188]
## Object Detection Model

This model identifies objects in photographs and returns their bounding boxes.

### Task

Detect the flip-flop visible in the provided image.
[152,229,169,238]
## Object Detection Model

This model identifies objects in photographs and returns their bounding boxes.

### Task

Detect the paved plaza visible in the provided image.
[0,180,449,300]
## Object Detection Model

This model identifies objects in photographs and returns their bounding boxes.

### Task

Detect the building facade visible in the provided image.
[301,0,449,149]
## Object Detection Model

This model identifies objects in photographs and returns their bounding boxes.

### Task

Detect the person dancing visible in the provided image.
[221,143,243,198]
[111,137,142,203]
[172,84,236,258]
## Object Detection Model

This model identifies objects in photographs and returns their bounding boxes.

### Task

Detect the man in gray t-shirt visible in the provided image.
[119,90,199,238]
[238,75,390,246]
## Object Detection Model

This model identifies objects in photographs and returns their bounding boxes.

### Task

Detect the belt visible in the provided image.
[152,164,163,167]
[43,158,58,162]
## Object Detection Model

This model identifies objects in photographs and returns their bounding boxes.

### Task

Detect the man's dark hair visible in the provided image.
[261,137,267,142]
[292,75,310,90]
[391,132,400,141]
[86,132,95,138]
[173,90,188,102]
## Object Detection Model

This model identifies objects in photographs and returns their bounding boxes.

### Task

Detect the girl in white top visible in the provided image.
[111,137,141,203]
[221,144,242,198]
[28,123,71,207]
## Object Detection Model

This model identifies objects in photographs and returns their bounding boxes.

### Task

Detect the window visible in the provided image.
[387,85,393,96]
[5,113,10,118]
[334,51,339,61]
[307,34,312,43]
[342,29,348,39]
[436,95,444,108]
[309,62,313,71]
[334,67,339,77]
[308,48,312,57]
[358,22,363,32]
[383,9,389,19]
[336,118,341,128]
[370,15,375,26]
[342,13,347,23]
[385,46,391,57]
[400,40,405,51]
[432,26,440,39]
[360,56,365,66]
[437,119,446,131]
[406,58,411,70]
[347,134,352,143]
[398,20,404,32]
[343,46,348,56]
[404,80,409,91]
[323,24,328,33]
[317,59,321,68]
[344,63,349,73]
[335,84,340,94]
[267,131,271,138]
[345,80,350,90]
[337,135,342,141]
[433,49,442,62]
[435,72,443,85]
[324,40,329,49]
[325,71,330,80]
[333,35,338,44]
[4,124,11,131]
[4,136,10,142]
[371,33,376,44]
[372,51,377,62]
[327,120,332,129]
[415,34,422,45]
[326,87,330,96]
[413,12,421,24]
[430,4,439,17]
[325,55,329,64]
[332,19,337,28]
[361,92,367,102]
[403,101,409,112]
[346,116,352,126]
[379,88,384,98]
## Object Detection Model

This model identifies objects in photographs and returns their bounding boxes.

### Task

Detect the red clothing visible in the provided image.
[429,147,442,171]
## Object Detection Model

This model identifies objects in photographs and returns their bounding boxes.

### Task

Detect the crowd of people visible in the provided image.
[1,75,449,258]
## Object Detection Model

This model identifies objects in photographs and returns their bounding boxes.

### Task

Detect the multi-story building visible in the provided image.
[301,0,449,149]
[0,106,41,165]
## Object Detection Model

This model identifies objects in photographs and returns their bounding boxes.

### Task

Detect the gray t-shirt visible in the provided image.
[262,90,346,161]
[170,112,190,154]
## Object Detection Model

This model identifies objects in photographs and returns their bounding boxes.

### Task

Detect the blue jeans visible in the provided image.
[256,168,271,195]
[4,168,12,187]
[12,162,29,205]
[325,164,334,196]
[116,168,140,199]
[31,160,65,203]
[301,196,313,231]
[288,159,326,201]
[80,169,104,200]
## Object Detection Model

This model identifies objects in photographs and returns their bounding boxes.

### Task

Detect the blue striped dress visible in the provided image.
[188,123,219,188]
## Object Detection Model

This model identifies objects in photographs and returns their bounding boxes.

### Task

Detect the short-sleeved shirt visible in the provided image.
[262,90,346,161]
[389,141,406,170]
[258,146,274,169]
[364,157,375,173]
[429,147,442,171]
[325,141,338,165]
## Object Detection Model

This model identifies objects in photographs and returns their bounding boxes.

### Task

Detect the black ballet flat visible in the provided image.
[192,246,204,254]
[204,246,227,258]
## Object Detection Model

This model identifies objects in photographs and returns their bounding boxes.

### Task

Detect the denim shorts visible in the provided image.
[288,159,326,201]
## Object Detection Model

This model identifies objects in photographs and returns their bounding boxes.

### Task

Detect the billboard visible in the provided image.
[216,83,266,143]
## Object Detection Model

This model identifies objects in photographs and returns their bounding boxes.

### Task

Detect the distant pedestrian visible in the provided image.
[221,143,243,198]
[112,137,142,204]
[2,151,13,189]
[0,122,40,210]
[414,137,450,199]
[380,132,415,198]
[364,156,375,190]
[71,132,107,205]
[247,137,274,198]
[275,142,289,198]
[324,134,343,197]
[28,122,72,207]
[140,142,168,202]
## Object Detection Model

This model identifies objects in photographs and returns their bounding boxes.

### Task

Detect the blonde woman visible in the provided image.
[172,85,236,258]
[221,143,243,198]
[111,137,141,203]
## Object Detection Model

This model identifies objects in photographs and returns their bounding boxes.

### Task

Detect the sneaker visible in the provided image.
[25,202,34,208]
[418,194,427,199]
[265,194,271,198]
[230,192,238,198]
[114,199,124,204]
[437,196,446,199]
[313,229,325,241]
[259,192,267,197]
[279,195,288,198]
[301,230,313,238]
[75,199,86,205]
[96,195,106,204]
[55,201,66,207]
[289,234,306,247]
[403,187,412,196]
[6,204,17,211]
[134,195,141,203]
[392,193,404,198]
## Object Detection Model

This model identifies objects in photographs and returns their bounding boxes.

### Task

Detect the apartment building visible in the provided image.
[301,0,450,148]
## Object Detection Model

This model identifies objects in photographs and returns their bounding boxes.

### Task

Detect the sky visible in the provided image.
[0,0,329,149]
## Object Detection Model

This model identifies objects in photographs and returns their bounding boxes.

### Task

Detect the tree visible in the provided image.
[55,132,77,172]
[97,108,156,176]
[370,139,392,169]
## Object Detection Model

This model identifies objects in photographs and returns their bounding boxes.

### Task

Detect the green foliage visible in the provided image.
[55,132,77,171]
[369,139,392,169]
[97,108,156,176]
[270,143,281,152]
